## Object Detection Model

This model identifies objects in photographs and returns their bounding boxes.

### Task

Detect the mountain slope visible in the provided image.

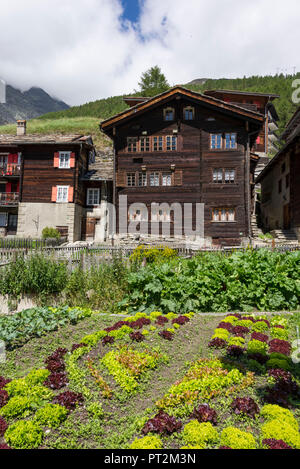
[37,74,300,134]
[0,85,69,125]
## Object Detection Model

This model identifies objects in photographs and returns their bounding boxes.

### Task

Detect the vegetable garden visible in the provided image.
[0,307,299,450]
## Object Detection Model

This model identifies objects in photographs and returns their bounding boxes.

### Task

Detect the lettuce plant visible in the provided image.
[142,410,182,435]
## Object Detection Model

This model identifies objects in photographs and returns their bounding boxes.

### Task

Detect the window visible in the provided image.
[127,137,138,152]
[140,137,150,152]
[87,188,100,206]
[225,133,237,149]
[8,214,18,228]
[212,208,236,222]
[59,152,71,169]
[56,186,69,203]
[278,179,282,194]
[127,173,136,187]
[0,213,8,227]
[138,172,147,187]
[166,136,177,151]
[184,106,194,120]
[150,172,160,186]
[213,169,223,184]
[164,108,175,121]
[224,169,235,184]
[153,136,163,151]
[213,169,235,184]
[210,134,222,149]
[281,162,286,174]
[162,173,172,186]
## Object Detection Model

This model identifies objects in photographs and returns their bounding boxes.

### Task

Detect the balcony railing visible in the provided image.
[0,164,21,177]
[0,192,19,206]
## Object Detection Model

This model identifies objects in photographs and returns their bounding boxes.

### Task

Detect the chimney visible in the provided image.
[17,120,26,136]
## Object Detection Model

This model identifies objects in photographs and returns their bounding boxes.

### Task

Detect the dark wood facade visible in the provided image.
[101,87,264,245]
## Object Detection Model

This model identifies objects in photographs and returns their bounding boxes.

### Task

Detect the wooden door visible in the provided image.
[81,217,96,240]
[283,204,290,230]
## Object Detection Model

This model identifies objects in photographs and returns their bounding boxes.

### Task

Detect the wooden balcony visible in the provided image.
[0,192,19,206]
[0,164,21,177]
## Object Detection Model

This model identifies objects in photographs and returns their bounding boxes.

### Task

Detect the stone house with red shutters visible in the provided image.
[0,120,100,242]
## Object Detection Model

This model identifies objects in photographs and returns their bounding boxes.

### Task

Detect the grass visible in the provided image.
[0,117,112,149]
[0,311,299,449]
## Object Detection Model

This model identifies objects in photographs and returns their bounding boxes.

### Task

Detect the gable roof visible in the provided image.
[100,86,264,132]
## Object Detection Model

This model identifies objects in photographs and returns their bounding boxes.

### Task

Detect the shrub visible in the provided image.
[142,411,182,435]
[4,420,43,449]
[130,245,177,265]
[220,427,256,449]
[182,421,219,447]
[130,435,163,449]
[35,404,68,428]
[42,227,61,240]
[0,254,68,296]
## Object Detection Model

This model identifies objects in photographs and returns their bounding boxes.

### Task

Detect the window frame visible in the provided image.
[225,133,237,150]
[127,172,136,187]
[211,208,236,223]
[59,151,71,169]
[56,186,69,203]
[86,188,100,206]
[163,107,175,122]
[127,137,138,153]
[166,135,177,151]
[183,106,195,121]
[0,212,8,227]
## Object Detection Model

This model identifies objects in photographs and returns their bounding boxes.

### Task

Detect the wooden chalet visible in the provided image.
[204,90,280,156]
[256,107,300,241]
[0,121,105,242]
[100,86,265,246]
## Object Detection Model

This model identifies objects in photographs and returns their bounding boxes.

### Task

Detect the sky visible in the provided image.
[0,0,299,106]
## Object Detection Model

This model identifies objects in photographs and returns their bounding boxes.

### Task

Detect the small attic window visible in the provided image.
[183,106,194,120]
[164,107,175,121]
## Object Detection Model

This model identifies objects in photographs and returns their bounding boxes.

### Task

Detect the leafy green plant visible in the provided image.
[4,420,43,449]
[42,227,61,240]
[35,404,69,428]
[220,427,256,449]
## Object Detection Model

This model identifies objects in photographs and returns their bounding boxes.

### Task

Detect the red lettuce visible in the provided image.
[130,331,145,342]
[53,391,83,410]
[231,397,259,418]
[158,330,174,341]
[251,332,269,343]
[0,390,9,409]
[208,338,227,349]
[269,339,291,356]
[0,377,11,390]
[0,416,8,437]
[142,411,182,435]
[44,372,68,390]
[192,404,218,425]
[262,439,292,449]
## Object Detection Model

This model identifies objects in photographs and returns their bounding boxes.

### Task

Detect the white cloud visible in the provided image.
[0,0,299,105]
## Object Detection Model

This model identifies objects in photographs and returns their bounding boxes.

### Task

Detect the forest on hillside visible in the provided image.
[38,74,300,135]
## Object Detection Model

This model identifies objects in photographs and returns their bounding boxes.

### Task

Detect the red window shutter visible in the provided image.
[51,186,57,202]
[256,136,261,144]
[68,186,74,202]
[54,152,60,167]
[70,153,75,168]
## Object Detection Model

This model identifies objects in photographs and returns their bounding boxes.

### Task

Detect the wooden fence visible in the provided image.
[0,243,299,270]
